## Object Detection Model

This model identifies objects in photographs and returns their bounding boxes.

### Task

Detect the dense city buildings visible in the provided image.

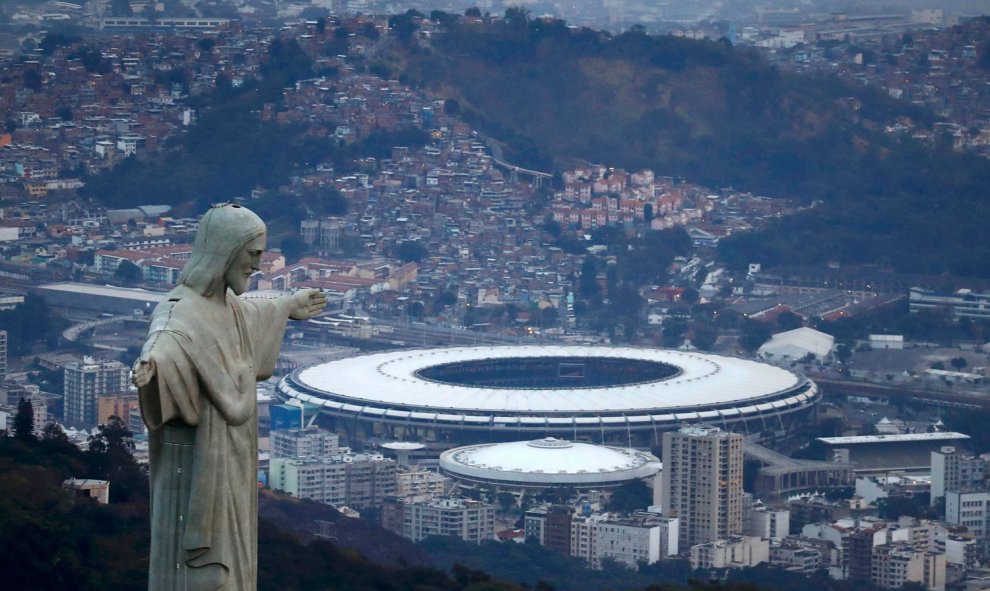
[4,9,990,588]
[661,425,744,547]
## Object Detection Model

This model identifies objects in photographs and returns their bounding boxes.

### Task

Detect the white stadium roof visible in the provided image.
[293,346,803,413]
[439,437,661,487]
[278,346,819,435]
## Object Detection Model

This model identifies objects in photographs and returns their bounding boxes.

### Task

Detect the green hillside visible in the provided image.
[395,14,990,277]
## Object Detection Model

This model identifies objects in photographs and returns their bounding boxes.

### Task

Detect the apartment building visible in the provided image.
[402,497,495,543]
[690,536,769,569]
[931,446,987,505]
[63,357,129,428]
[269,452,396,509]
[270,427,340,459]
[871,543,946,591]
[661,425,744,547]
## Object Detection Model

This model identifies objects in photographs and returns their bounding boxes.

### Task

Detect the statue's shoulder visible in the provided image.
[148,286,204,336]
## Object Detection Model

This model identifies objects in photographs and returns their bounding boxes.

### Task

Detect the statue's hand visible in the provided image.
[132,356,157,388]
[289,288,327,320]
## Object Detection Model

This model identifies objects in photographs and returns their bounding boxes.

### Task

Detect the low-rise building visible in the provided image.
[690,536,770,569]
[871,543,946,590]
[748,505,790,540]
[62,478,110,504]
[269,451,396,509]
[402,497,495,543]
[587,514,679,569]
[270,427,339,459]
[395,467,450,499]
[772,540,825,575]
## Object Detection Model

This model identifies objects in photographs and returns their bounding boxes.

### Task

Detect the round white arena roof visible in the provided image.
[277,346,818,434]
[439,437,660,489]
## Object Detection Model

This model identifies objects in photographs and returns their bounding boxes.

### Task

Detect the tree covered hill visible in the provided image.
[392,13,990,277]
[0,427,805,591]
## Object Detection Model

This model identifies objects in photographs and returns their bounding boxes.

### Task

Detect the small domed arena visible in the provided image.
[275,345,819,448]
[438,437,661,494]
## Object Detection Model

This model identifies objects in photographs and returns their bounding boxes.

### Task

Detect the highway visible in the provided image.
[817,378,990,410]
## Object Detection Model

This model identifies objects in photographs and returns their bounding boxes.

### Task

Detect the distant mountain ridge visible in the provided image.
[393,14,990,278]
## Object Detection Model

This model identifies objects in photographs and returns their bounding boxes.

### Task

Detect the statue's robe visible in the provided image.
[138,286,288,591]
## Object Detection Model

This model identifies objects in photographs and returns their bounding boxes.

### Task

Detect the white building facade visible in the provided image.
[402,497,495,543]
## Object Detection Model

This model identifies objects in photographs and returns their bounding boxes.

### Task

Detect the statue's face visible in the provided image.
[225,233,265,295]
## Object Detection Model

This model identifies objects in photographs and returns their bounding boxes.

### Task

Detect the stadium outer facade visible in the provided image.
[275,345,819,447]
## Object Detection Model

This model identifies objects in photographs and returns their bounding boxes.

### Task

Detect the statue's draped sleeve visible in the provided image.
[138,296,289,429]
[239,296,291,381]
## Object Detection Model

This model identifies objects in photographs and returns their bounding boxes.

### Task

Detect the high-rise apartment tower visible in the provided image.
[661,425,744,547]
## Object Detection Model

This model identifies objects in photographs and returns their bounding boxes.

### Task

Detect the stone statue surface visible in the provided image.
[132,204,325,590]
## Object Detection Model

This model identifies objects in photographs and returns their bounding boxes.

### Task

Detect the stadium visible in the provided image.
[275,345,819,447]
[439,437,661,493]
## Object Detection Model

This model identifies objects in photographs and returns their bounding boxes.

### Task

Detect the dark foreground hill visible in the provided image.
[0,426,890,591]
[0,427,448,590]
[393,14,990,277]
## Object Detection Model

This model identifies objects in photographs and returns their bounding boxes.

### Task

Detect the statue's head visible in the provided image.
[177,203,266,297]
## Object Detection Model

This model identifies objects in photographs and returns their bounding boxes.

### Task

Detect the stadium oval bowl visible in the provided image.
[275,346,819,445]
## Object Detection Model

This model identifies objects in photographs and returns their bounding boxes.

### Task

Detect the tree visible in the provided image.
[87,416,135,455]
[692,324,718,350]
[398,240,428,263]
[42,421,69,443]
[877,494,933,520]
[14,398,34,441]
[113,260,142,285]
[279,233,307,263]
[388,12,419,45]
[740,319,772,352]
[951,357,968,371]
[776,310,804,331]
[662,318,688,348]
[607,479,652,513]
[496,491,516,511]
[579,257,600,298]
[681,287,699,305]
[835,343,853,364]
[40,31,82,55]
[86,416,144,502]
[22,69,42,91]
